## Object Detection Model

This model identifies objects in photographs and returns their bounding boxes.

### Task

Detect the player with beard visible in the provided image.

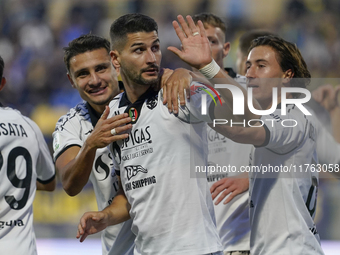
[76,13,259,255]
[54,34,198,254]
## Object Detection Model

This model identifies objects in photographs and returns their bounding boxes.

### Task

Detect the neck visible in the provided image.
[90,103,107,115]
[122,77,151,104]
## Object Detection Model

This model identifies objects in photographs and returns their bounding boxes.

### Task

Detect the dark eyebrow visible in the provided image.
[74,62,110,77]
[130,38,160,48]
[246,59,269,65]
[74,68,88,77]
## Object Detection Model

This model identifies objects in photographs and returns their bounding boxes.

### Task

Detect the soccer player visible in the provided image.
[191,13,252,255]
[235,30,340,170]
[170,16,325,254]
[53,34,205,255]
[0,55,56,255]
[236,30,274,76]
[76,13,256,255]
[52,34,135,255]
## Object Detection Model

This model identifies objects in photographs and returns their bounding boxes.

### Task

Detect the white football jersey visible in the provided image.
[108,83,222,255]
[0,105,55,255]
[52,101,135,255]
[249,105,324,255]
[206,73,252,252]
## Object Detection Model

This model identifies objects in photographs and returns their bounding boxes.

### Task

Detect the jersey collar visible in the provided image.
[224,67,237,78]
[86,102,101,127]
[119,87,158,107]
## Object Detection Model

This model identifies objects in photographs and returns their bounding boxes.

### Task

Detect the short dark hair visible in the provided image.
[239,30,275,56]
[110,13,158,52]
[249,35,311,89]
[63,34,110,73]
[0,55,4,79]
[192,13,227,41]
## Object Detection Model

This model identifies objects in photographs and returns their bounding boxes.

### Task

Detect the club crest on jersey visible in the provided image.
[125,165,148,180]
[129,108,138,122]
[146,95,158,110]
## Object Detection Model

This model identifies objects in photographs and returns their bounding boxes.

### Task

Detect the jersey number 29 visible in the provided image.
[0,147,32,210]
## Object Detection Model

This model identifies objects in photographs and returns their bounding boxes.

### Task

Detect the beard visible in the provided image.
[121,63,160,87]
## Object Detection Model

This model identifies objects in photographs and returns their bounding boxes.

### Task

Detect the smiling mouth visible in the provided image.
[89,86,107,94]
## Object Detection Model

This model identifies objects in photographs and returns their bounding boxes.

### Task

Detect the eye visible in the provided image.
[151,45,160,52]
[96,65,107,72]
[77,71,88,78]
[209,40,218,45]
[246,64,251,70]
[258,64,265,68]
[135,48,143,53]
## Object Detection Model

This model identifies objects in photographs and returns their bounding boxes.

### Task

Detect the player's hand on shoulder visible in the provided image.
[77,211,109,242]
[86,106,132,149]
[168,15,212,70]
[162,68,192,114]
[210,175,249,205]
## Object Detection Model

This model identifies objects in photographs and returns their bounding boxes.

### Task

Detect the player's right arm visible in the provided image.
[76,176,131,242]
[168,15,261,123]
[55,106,132,196]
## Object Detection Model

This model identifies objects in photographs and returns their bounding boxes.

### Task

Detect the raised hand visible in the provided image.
[168,15,212,70]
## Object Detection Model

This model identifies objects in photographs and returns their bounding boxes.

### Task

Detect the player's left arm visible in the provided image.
[209,122,267,146]
[36,178,56,191]
[161,67,214,115]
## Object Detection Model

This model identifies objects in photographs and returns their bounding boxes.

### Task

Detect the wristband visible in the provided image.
[198,59,220,79]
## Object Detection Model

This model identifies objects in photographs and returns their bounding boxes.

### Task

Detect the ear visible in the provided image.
[222,42,231,58]
[0,77,6,91]
[282,69,294,85]
[67,73,76,88]
[110,50,121,69]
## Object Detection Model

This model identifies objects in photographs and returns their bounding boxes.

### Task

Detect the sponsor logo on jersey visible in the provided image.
[146,95,158,110]
[122,126,152,150]
[129,108,138,122]
[53,132,60,151]
[0,219,24,229]
[94,154,111,181]
[125,165,148,181]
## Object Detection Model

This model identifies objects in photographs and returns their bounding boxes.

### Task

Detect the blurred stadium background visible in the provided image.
[1,0,340,254]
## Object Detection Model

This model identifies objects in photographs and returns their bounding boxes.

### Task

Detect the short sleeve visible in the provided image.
[25,117,55,182]
[260,109,307,154]
[52,115,83,162]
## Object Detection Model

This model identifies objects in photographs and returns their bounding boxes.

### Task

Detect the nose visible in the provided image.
[89,72,101,85]
[245,65,255,79]
[146,49,156,64]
